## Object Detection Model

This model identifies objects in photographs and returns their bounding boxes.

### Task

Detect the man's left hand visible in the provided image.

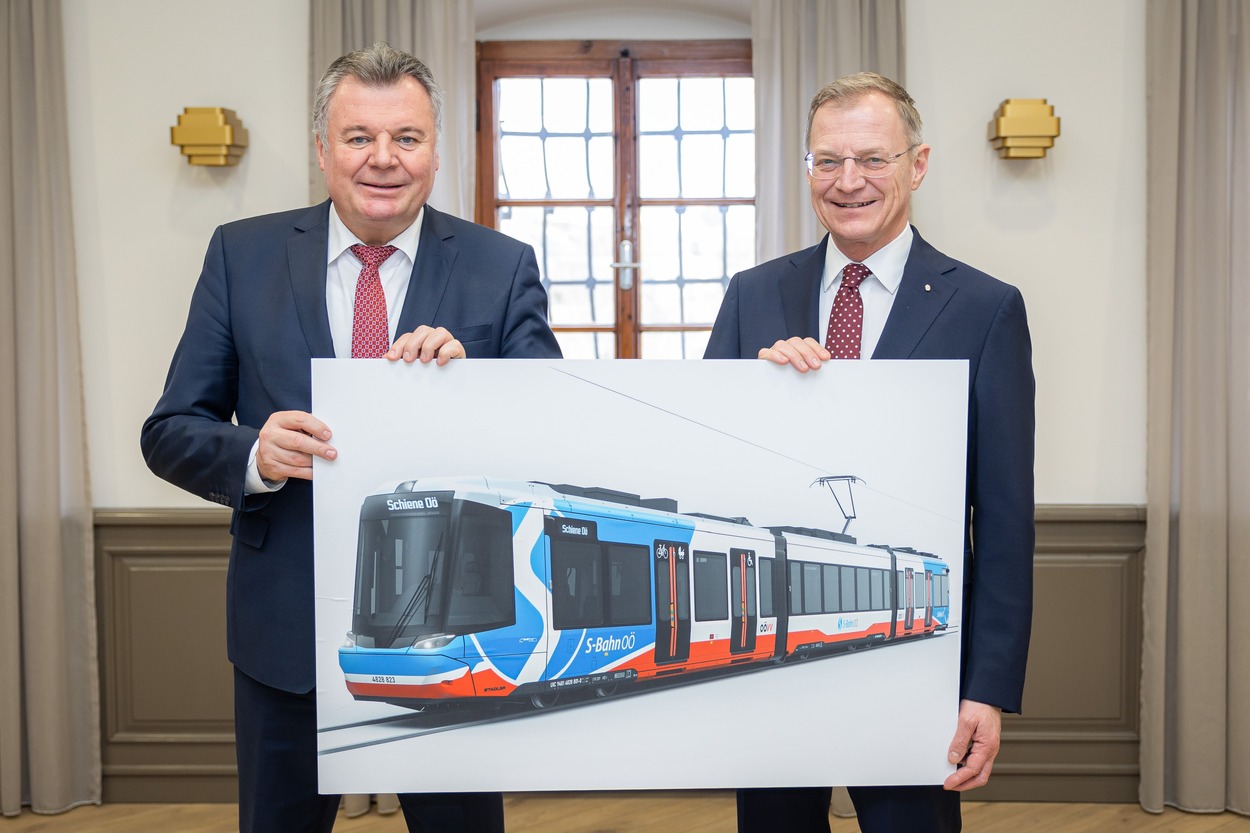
[943,699,1002,792]
[387,325,465,365]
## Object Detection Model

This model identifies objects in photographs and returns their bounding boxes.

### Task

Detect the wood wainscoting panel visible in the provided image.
[94,505,1145,803]
[980,505,1146,802]
[95,509,237,802]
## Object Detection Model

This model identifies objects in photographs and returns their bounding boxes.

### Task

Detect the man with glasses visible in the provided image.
[705,72,1035,833]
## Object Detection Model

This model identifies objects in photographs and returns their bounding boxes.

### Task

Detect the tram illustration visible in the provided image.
[337,476,950,710]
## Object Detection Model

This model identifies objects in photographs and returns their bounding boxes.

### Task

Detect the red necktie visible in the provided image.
[824,262,870,360]
[349,244,397,358]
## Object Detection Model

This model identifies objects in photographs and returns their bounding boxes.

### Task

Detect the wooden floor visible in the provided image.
[2,794,1248,833]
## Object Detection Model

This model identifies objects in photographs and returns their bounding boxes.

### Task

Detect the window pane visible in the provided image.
[680,134,726,198]
[639,134,679,198]
[803,562,822,613]
[639,330,710,360]
[638,77,677,132]
[498,205,615,326]
[639,77,754,199]
[759,558,774,618]
[497,78,542,132]
[693,551,729,621]
[841,565,856,612]
[725,133,756,198]
[822,565,840,614]
[606,544,651,626]
[640,206,754,328]
[497,77,613,200]
[554,331,616,360]
[678,77,725,131]
[550,540,603,630]
[724,77,754,131]
[857,567,872,611]
[789,561,803,614]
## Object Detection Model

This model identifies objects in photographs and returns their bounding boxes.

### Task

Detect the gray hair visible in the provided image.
[806,71,923,150]
[312,42,443,145]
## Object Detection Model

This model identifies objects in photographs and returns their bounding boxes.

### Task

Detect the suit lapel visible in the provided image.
[872,228,958,359]
[780,237,827,339]
[395,205,455,333]
[288,202,336,358]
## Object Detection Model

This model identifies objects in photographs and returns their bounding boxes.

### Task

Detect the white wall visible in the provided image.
[64,0,311,508]
[65,0,1146,509]
[904,0,1147,504]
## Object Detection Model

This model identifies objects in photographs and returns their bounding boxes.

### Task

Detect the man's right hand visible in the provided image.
[256,410,336,482]
[758,337,831,372]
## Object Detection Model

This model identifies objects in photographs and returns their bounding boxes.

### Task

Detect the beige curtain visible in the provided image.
[0,0,101,817]
[309,0,477,219]
[751,2,902,816]
[751,0,905,262]
[1142,0,1250,816]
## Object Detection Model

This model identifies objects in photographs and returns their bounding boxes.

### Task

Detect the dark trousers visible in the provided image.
[233,667,505,833]
[737,785,961,833]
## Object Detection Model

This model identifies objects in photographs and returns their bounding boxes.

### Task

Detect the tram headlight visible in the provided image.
[412,633,455,650]
[342,631,357,649]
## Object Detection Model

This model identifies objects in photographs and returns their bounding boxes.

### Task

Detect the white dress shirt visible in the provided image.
[817,224,913,359]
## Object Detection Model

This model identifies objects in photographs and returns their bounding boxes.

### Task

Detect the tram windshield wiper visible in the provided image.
[384,532,443,649]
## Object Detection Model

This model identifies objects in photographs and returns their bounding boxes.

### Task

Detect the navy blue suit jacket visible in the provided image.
[141,202,561,693]
[704,227,1034,713]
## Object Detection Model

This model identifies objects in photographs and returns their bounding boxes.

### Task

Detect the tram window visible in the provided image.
[840,565,856,612]
[446,503,515,630]
[789,561,802,614]
[855,567,870,611]
[551,540,604,629]
[898,570,906,605]
[883,568,892,609]
[607,544,651,625]
[802,562,822,613]
[870,569,884,610]
[759,557,774,618]
[822,565,840,613]
[694,552,728,621]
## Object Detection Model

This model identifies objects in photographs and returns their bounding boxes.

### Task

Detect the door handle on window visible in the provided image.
[610,240,641,291]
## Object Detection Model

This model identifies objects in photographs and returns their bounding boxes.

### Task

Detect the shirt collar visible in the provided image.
[822,224,913,295]
[326,204,424,266]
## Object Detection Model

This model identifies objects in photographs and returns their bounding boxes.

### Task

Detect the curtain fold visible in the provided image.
[0,0,101,816]
[751,0,904,262]
[308,0,477,219]
[1142,0,1249,815]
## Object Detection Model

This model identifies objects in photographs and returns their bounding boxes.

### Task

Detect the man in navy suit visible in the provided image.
[142,44,560,833]
[705,72,1034,833]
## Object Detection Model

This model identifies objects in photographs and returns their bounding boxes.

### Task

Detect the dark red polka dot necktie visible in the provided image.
[824,262,870,360]
[349,244,397,358]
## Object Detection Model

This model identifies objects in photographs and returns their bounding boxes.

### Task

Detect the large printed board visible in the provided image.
[312,358,968,793]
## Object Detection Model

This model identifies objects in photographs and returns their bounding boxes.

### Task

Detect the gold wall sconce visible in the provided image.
[987,99,1060,159]
[170,107,248,166]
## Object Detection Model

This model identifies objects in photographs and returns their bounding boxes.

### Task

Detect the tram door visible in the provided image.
[730,548,757,654]
[923,570,934,628]
[654,540,691,664]
[903,567,915,631]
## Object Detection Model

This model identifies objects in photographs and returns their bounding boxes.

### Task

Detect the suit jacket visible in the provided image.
[704,227,1035,713]
[141,202,561,693]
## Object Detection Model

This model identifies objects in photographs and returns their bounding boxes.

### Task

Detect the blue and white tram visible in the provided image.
[338,477,950,709]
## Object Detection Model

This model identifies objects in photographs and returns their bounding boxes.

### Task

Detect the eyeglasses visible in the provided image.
[804,144,919,179]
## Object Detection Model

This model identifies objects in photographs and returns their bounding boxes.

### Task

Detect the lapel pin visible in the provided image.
[924,284,932,292]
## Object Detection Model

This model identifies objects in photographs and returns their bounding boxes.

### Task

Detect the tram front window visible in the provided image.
[353,510,451,648]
